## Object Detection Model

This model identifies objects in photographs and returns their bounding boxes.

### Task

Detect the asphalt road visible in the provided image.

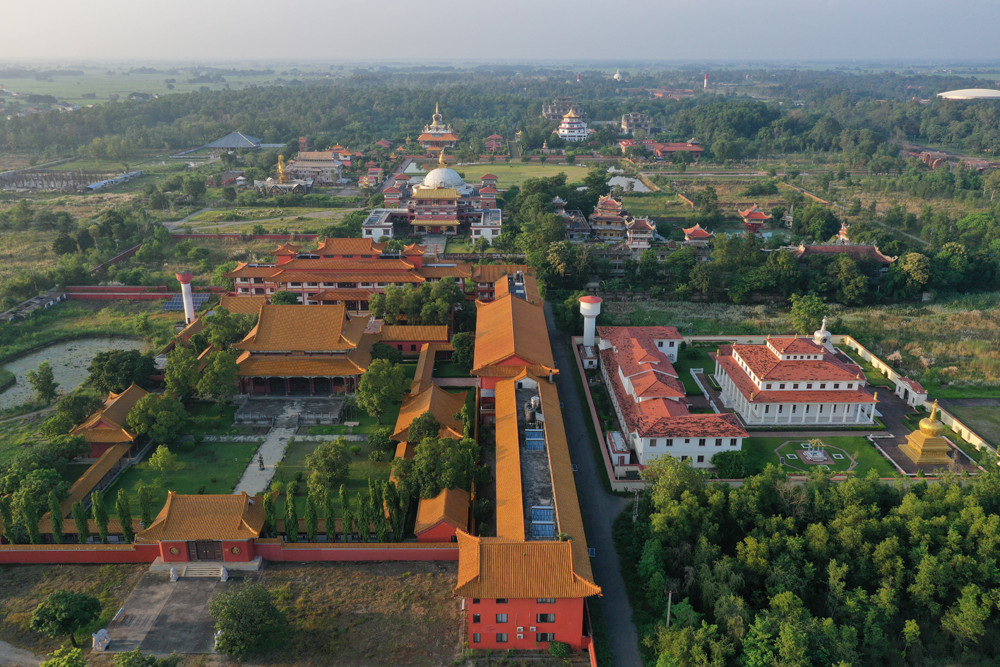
[545,304,642,667]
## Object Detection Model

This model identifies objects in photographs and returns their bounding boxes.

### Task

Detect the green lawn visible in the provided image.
[434,361,471,378]
[0,415,48,464]
[622,193,692,219]
[275,437,392,518]
[672,346,716,395]
[741,436,899,477]
[104,441,260,518]
[838,348,895,388]
[942,405,1000,449]
[308,399,404,436]
[448,161,590,188]
[185,402,238,436]
[920,382,1000,400]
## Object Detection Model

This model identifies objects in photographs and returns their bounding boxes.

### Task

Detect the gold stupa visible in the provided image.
[900,400,952,465]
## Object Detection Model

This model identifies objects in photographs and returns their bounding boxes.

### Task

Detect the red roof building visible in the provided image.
[713,324,878,426]
[682,223,714,243]
[596,327,747,469]
[589,195,630,242]
[739,204,771,233]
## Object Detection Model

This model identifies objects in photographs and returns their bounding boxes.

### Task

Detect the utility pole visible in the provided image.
[665,590,674,627]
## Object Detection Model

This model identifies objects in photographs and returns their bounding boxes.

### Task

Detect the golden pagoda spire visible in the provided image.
[435,102,439,114]
[438,149,446,166]
[929,399,939,421]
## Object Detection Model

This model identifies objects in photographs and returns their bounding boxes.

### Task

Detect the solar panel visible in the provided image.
[162,294,210,312]
[532,523,556,538]
[525,428,546,451]
[531,506,554,522]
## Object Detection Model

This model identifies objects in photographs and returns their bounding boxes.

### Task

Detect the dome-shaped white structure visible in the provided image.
[421,167,467,190]
[937,88,1000,100]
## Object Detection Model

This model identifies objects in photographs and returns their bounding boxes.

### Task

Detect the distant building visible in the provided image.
[417,104,459,152]
[621,112,651,136]
[285,151,342,185]
[555,109,589,142]
[589,195,630,242]
[542,96,584,121]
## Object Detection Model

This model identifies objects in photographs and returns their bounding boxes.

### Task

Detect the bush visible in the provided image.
[368,450,383,462]
[349,444,362,457]
[548,640,571,658]
[711,450,748,479]
[209,582,283,660]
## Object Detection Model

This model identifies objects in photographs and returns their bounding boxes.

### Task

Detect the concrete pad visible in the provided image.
[139,579,224,655]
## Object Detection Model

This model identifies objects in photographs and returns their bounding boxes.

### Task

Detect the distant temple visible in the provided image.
[555,109,590,142]
[417,104,459,152]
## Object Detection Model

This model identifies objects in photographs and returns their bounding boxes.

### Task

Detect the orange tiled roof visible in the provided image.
[224,262,278,279]
[313,288,376,301]
[401,243,426,256]
[768,337,824,355]
[415,488,470,535]
[410,341,452,395]
[136,492,265,543]
[235,352,367,378]
[792,244,895,265]
[234,304,363,352]
[417,133,459,142]
[683,223,714,239]
[493,378,525,541]
[219,294,268,315]
[417,265,472,279]
[277,271,425,285]
[393,384,467,442]
[394,441,416,460]
[472,295,555,376]
[380,325,449,343]
[455,532,601,599]
[273,243,302,256]
[471,264,529,284]
[70,384,147,444]
[59,443,132,516]
[315,237,386,256]
[731,343,862,382]
[411,188,459,199]
[274,257,415,272]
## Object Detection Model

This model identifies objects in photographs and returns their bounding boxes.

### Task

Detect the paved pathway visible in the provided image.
[112,573,221,654]
[433,377,479,387]
[545,304,642,667]
[0,640,40,666]
[233,401,304,495]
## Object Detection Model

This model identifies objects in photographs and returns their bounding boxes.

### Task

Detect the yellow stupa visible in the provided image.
[900,400,952,465]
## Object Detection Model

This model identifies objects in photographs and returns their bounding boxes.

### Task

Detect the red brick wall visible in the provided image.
[0,544,159,564]
[159,541,189,562]
[254,542,458,562]
[465,597,587,650]
[222,540,254,562]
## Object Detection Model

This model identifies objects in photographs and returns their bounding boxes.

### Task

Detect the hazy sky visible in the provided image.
[4,0,1000,63]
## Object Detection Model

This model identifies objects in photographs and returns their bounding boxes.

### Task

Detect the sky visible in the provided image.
[4,0,1000,63]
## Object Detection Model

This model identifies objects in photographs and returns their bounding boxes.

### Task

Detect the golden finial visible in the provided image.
[438,149,446,166]
[435,102,439,114]
[873,391,878,402]
[930,399,939,421]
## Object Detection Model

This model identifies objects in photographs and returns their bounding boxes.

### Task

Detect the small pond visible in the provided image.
[0,337,146,410]
[607,176,651,192]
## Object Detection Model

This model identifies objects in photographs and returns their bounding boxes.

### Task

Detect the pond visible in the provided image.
[0,337,146,410]
[607,176,652,193]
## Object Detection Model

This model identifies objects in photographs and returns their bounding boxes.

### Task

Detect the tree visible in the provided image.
[40,647,87,667]
[451,332,475,370]
[72,502,89,544]
[209,581,283,660]
[88,350,154,394]
[117,489,134,543]
[144,445,184,478]
[91,489,109,544]
[221,186,237,203]
[55,390,104,424]
[270,290,299,305]
[112,649,181,667]
[284,488,298,543]
[304,494,319,543]
[182,175,206,199]
[48,491,63,544]
[196,352,238,403]
[788,293,828,334]
[339,484,352,542]
[52,233,78,256]
[164,347,200,398]
[26,361,58,404]
[356,359,406,424]
[407,412,441,445]
[262,492,276,537]
[370,342,403,365]
[127,394,187,443]
[137,483,155,527]
[408,437,480,499]
[30,590,101,647]
[711,451,748,479]
[305,438,351,489]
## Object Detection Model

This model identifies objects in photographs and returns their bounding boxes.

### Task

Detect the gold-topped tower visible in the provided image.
[900,400,952,465]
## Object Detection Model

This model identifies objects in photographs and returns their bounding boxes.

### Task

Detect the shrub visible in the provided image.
[548,641,571,658]
[350,445,362,457]
[368,450,383,462]
[209,582,283,660]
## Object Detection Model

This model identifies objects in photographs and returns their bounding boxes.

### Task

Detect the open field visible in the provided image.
[742,436,898,477]
[105,441,260,519]
[255,561,461,666]
[0,414,50,464]
[942,405,1000,448]
[0,563,147,653]
[446,161,591,188]
[621,192,692,219]
[671,345,716,395]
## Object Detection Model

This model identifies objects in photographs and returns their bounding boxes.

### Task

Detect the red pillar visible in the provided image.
[309,377,315,395]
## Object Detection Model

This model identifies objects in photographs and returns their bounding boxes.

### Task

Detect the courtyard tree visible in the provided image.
[26,361,59,404]
[284,483,299,542]
[164,346,200,398]
[117,489,134,543]
[209,581,283,660]
[196,351,239,403]
[270,290,298,305]
[450,332,475,370]
[48,491,63,544]
[145,445,184,479]
[88,350,155,394]
[91,489,109,543]
[127,394,187,443]
[788,293,828,334]
[112,649,181,666]
[72,502,89,544]
[409,436,480,499]
[305,437,351,489]
[0,495,10,543]
[55,390,104,424]
[407,412,441,445]
[30,590,101,647]
[262,492,276,537]
[356,359,406,424]
[136,483,155,527]
[305,494,319,543]
[339,484,352,542]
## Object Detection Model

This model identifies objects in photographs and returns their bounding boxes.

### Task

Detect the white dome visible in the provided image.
[937,88,1000,100]
[421,167,466,190]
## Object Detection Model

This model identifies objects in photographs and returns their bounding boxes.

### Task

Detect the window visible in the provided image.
[715,438,722,447]
[833,384,840,389]
[696,455,704,463]
[473,614,480,624]
[730,438,738,447]
[806,384,813,389]
[496,599,508,604]
[665,439,673,447]
[496,633,508,643]
[766,383,773,390]
[698,439,706,447]
[496,614,508,623]
[472,599,480,605]
[657,341,663,348]
[537,598,556,604]
[779,383,786,389]
[805,405,810,413]
[778,405,783,413]
[473,633,481,643]
[649,438,657,447]
[819,405,824,413]
[536,632,556,642]
[793,384,799,389]
[765,405,770,414]
[669,341,675,347]
[820,384,826,389]
[536,614,556,623]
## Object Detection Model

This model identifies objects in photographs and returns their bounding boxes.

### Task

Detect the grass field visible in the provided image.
[0,563,147,653]
[839,348,895,388]
[448,161,591,188]
[672,346,716,395]
[433,361,471,378]
[0,415,52,464]
[256,561,461,665]
[622,192,693,219]
[742,436,898,477]
[276,436,392,518]
[105,441,259,518]
[939,404,1000,448]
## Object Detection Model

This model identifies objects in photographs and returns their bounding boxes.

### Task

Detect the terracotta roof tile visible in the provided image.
[236,353,366,377]
[136,492,265,543]
[731,343,862,382]
[455,532,601,599]
[234,304,358,352]
[493,378,525,541]
[393,384,467,442]
[415,488,470,535]
[314,238,386,255]
[716,354,876,404]
[60,444,132,516]
[224,262,278,279]
[70,384,147,444]
[219,294,267,315]
[417,265,472,279]
[380,325,449,342]
[472,295,555,376]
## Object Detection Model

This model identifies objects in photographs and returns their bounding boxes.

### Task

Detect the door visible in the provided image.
[190,541,223,560]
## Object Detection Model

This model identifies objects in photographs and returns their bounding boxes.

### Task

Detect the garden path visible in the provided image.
[0,640,40,666]
[233,423,296,496]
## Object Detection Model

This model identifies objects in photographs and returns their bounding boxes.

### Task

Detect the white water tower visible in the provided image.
[579,295,603,348]
[176,271,195,324]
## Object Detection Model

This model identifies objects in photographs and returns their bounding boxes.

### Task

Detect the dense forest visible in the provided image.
[617,457,1000,666]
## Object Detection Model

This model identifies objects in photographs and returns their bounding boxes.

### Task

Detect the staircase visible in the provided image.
[182,563,223,578]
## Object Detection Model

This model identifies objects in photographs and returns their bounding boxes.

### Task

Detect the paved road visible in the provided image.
[545,304,642,667]
[0,640,40,666]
